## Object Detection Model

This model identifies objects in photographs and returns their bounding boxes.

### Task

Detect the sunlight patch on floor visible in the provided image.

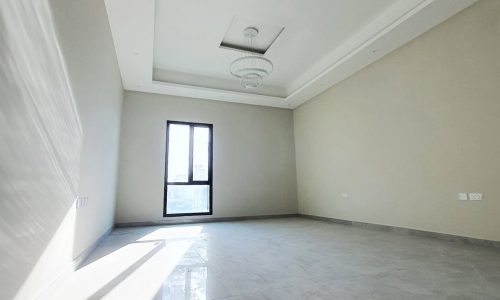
[44,225,204,300]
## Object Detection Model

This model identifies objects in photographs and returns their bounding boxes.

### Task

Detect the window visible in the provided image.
[164,121,213,216]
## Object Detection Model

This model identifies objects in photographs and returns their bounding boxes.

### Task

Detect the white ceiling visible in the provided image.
[105,0,477,109]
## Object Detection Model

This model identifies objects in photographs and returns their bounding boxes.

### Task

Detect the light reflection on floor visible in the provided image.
[158,253,208,300]
[149,230,209,300]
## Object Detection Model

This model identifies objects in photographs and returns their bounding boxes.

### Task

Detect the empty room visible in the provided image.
[1,0,500,299]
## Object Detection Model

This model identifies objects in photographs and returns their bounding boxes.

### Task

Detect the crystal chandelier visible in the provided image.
[229,27,273,89]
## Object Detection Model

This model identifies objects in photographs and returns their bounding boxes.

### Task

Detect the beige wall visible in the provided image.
[294,0,500,241]
[50,0,123,258]
[116,91,297,223]
[0,0,123,298]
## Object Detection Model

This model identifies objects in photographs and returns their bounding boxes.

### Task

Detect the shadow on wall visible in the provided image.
[0,0,82,299]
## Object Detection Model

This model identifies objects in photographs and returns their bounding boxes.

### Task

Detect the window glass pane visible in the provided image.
[167,124,190,182]
[193,127,209,181]
[166,185,210,214]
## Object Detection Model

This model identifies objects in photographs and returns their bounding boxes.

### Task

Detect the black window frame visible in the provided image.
[164,120,213,217]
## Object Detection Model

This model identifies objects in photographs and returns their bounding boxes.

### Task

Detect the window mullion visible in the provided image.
[188,125,194,183]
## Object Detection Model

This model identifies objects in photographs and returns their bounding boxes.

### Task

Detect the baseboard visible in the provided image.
[299,214,500,249]
[115,213,299,227]
[72,227,113,269]
[117,214,499,249]
[35,227,113,299]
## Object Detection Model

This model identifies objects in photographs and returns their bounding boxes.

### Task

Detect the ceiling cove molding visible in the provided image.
[105,0,477,109]
[150,80,285,107]
[285,0,477,108]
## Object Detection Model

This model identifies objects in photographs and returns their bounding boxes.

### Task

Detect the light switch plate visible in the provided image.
[469,193,482,201]
[76,196,89,209]
[458,193,468,201]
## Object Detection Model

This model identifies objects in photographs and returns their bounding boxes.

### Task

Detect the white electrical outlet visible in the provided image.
[458,193,468,201]
[468,193,482,201]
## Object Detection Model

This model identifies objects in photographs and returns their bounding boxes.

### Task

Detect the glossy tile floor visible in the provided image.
[45,218,500,300]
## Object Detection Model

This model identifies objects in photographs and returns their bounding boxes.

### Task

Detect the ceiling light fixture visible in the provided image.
[229,27,273,89]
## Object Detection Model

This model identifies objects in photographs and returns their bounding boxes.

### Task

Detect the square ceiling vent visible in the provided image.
[220,16,284,55]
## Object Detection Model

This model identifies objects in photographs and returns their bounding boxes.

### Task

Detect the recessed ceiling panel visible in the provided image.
[219,16,284,55]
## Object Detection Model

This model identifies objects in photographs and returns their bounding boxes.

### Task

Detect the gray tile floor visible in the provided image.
[46,218,500,300]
